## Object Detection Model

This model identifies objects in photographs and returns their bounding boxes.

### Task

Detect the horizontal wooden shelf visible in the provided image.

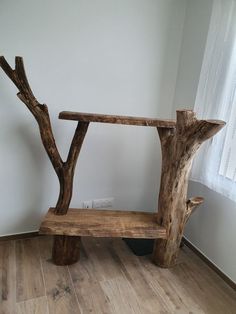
[59,111,176,128]
[39,208,167,239]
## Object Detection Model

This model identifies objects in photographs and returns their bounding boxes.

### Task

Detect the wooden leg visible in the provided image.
[153,110,224,268]
[152,238,182,268]
[52,235,80,266]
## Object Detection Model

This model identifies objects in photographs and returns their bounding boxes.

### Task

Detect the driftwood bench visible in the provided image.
[0,56,225,268]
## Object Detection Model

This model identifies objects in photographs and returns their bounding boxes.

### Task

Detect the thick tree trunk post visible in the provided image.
[153,110,225,268]
[52,235,81,265]
[0,56,89,265]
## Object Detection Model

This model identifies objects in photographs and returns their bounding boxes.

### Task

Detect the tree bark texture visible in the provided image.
[152,110,225,267]
[1,57,225,268]
[52,235,81,265]
[0,56,88,264]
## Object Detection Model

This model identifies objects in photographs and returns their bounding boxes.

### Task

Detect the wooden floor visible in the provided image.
[0,236,235,314]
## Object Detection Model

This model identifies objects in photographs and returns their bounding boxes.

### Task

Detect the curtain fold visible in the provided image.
[191,0,236,202]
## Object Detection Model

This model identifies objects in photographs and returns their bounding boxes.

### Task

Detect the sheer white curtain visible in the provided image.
[191,0,236,202]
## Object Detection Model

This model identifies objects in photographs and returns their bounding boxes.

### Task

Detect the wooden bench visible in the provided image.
[0,56,225,268]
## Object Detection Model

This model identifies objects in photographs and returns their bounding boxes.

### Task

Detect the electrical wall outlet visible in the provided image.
[82,200,93,209]
[92,197,114,209]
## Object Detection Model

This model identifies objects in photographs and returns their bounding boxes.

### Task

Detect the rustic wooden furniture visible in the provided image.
[0,56,225,267]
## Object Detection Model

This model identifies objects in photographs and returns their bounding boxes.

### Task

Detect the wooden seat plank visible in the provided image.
[59,111,176,128]
[39,208,167,239]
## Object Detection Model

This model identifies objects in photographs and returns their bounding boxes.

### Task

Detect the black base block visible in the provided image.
[123,238,154,256]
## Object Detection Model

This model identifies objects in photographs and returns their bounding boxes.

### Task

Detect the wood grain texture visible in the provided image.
[38,236,81,314]
[15,238,44,302]
[0,56,89,215]
[16,297,48,314]
[91,238,168,313]
[52,235,81,266]
[1,236,236,313]
[0,57,226,269]
[153,110,225,268]
[40,208,167,239]
[0,241,16,314]
[82,238,124,282]
[171,245,236,314]
[101,276,143,314]
[0,56,90,265]
[69,243,113,313]
[59,111,176,128]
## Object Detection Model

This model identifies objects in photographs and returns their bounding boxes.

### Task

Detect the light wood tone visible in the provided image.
[107,238,170,313]
[171,246,236,313]
[83,238,168,314]
[140,254,205,313]
[38,236,81,314]
[101,276,143,314]
[69,244,113,313]
[82,237,124,282]
[16,296,48,314]
[153,110,225,267]
[15,238,44,302]
[1,236,236,314]
[0,241,16,314]
[0,56,226,268]
[40,208,167,239]
[59,111,176,128]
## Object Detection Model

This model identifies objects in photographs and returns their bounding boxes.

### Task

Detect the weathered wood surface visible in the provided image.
[153,110,225,268]
[52,235,81,266]
[0,56,89,265]
[1,56,226,269]
[0,56,89,215]
[40,208,167,239]
[59,111,176,128]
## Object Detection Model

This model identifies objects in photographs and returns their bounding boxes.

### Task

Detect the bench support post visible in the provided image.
[153,110,224,267]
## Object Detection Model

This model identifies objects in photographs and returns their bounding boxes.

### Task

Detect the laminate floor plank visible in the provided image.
[141,255,205,314]
[0,241,16,314]
[171,247,236,314]
[15,238,44,302]
[69,246,112,314]
[38,236,81,314]
[100,276,143,314]
[82,237,123,281]
[105,239,169,313]
[1,236,235,314]
[16,296,48,314]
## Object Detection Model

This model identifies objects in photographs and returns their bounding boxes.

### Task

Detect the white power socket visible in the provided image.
[82,200,93,209]
[92,197,114,209]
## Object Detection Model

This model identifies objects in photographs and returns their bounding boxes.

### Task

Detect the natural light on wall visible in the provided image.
[191,0,236,201]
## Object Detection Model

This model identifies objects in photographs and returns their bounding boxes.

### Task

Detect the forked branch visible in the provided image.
[0,56,88,214]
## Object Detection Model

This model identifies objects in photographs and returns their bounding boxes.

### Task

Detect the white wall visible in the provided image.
[173,0,236,283]
[172,0,214,114]
[0,0,187,235]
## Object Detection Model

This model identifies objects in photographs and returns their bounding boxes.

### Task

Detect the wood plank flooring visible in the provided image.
[0,236,235,314]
